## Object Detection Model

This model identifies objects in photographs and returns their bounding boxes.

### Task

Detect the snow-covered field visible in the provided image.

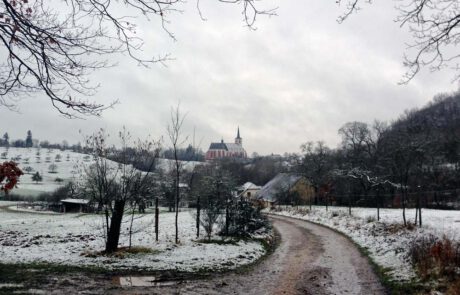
[270,206,460,282]
[0,201,267,271]
[0,147,202,197]
[1,147,91,196]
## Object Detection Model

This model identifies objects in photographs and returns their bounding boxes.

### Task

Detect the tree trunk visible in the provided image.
[225,197,230,236]
[348,193,352,215]
[105,208,110,241]
[155,197,159,242]
[196,195,200,238]
[418,192,422,227]
[175,174,180,244]
[106,200,126,253]
[325,193,328,212]
[129,204,136,248]
[402,189,407,226]
[376,189,380,221]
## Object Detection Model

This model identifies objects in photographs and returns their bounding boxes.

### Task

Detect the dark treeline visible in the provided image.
[0,130,84,152]
[0,131,206,166]
[216,156,292,186]
[296,91,460,219]
[106,145,205,172]
[162,144,205,162]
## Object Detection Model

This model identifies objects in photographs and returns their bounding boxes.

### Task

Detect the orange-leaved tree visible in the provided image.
[0,162,23,193]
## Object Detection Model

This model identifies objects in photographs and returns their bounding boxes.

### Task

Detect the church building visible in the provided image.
[205,128,247,160]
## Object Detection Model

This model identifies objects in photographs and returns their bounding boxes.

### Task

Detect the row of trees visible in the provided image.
[0,131,33,148]
[0,131,84,152]
[297,92,460,226]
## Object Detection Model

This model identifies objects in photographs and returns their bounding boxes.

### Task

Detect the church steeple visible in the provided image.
[235,126,242,145]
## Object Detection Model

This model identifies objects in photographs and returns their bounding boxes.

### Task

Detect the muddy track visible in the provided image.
[30,215,386,294]
[115,215,385,294]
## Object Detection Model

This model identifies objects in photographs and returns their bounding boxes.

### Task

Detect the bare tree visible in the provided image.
[194,163,234,239]
[82,128,161,253]
[0,0,275,117]
[167,103,188,244]
[299,141,332,210]
[337,0,460,82]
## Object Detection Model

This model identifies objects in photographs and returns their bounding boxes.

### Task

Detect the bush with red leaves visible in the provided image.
[0,162,23,193]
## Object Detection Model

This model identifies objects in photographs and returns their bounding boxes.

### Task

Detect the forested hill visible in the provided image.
[393,92,460,132]
[387,91,460,165]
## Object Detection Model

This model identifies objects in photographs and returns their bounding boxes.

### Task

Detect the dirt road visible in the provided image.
[20,214,385,294]
[111,215,386,295]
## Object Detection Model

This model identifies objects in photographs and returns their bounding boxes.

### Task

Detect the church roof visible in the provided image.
[225,143,245,153]
[209,142,228,150]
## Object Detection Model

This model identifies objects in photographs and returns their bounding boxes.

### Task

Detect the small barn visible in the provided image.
[61,198,91,213]
[237,182,262,200]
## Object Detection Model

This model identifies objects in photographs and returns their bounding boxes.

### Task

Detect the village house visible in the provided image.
[237,182,262,200]
[257,173,314,208]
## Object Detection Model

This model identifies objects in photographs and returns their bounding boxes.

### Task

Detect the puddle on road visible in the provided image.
[114,276,180,287]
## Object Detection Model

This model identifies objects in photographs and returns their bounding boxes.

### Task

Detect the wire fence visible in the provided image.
[279,188,460,211]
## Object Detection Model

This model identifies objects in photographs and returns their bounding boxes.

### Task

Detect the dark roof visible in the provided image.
[236,127,241,139]
[257,173,304,202]
[209,142,228,150]
[61,198,90,205]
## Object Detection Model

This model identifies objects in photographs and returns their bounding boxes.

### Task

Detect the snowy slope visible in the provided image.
[1,147,203,196]
[1,147,92,196]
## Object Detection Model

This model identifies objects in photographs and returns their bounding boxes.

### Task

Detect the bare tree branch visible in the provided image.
[336,0,460,83]
[0,0,276,117]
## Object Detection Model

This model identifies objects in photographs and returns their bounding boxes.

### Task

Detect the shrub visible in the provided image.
[220,198,270,238]
[48,164,58,173]
[297,208,310,215]
[409,234,460,280]
[365,215,376,223]
[36,183,77,203]
[447,277,460,295]
[31,172,43,183]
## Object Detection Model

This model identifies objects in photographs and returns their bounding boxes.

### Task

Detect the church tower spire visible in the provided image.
[235,126,242,145]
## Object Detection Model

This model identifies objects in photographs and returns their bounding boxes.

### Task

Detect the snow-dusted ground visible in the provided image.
[269,206,460,282]
[0,201,266,272]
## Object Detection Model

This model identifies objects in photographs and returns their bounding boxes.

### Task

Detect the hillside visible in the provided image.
[0,147,93,196]
[0,147,202,197]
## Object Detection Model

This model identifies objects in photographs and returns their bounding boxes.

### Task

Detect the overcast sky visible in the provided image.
[1,0,459,155]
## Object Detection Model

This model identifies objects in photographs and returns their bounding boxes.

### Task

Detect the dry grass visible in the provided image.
[446,277,460,295]
[409,235,460,280]
[81,246,157,258]
[384,223,415,234]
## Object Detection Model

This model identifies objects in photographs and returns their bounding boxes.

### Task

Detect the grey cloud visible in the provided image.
[1,0,458,154]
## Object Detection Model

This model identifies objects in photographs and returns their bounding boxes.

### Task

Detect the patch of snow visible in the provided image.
[0,201,266,272]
